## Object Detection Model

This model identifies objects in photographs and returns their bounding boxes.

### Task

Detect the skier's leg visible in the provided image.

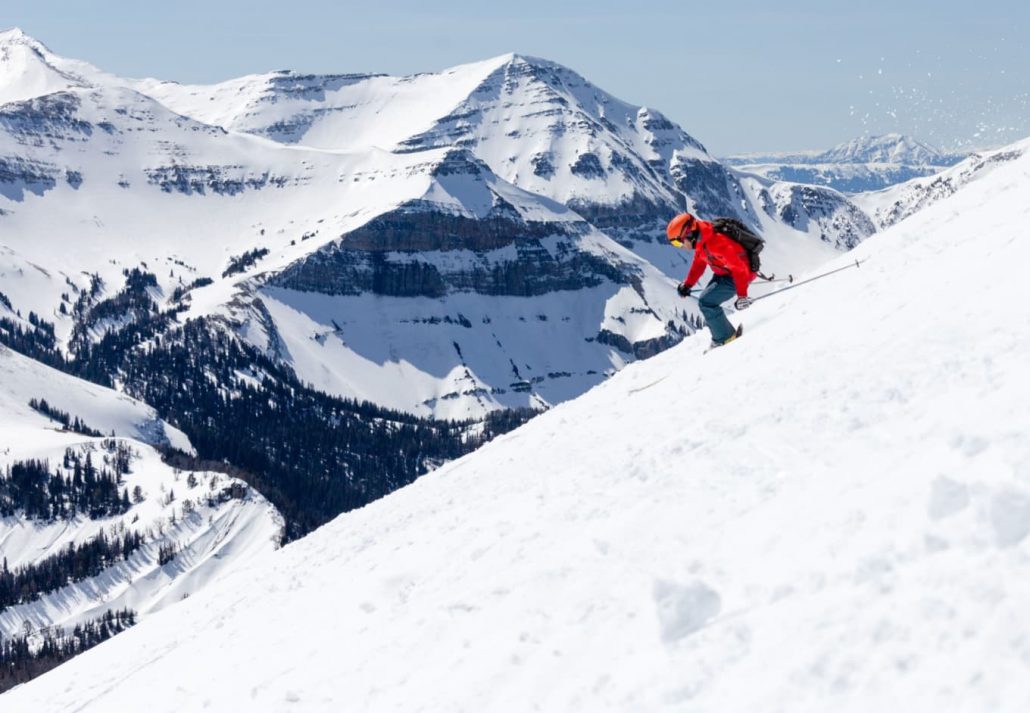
[698,275,737,344]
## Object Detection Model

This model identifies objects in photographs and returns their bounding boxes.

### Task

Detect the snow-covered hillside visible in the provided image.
[0,344,189,452]
[0,345,283,644]
[726,133,966,193]
[7,131,1029,711]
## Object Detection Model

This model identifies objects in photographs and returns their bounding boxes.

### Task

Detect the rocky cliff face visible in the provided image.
[250,149,696,417]
[270,205,624,299]
[0,155,61,199]
[765,183,878,249]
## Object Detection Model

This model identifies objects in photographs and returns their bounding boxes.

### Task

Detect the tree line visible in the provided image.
[0,528,144,608]
[0,450,131,522]
[28,398,105,437]
[0,609,137,693]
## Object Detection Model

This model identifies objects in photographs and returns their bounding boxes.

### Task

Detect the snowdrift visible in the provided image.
[5,114,1030,713]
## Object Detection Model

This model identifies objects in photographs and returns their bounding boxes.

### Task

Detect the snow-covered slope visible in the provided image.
[726,133,967,193]
[0,345,283,641]
[135,56,515,154]
[0,344,189,452]
[8,137,1030,710]
[249,216,691,418]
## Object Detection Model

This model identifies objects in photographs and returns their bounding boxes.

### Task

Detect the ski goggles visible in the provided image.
[669,219,697,248]
[670,231,696,248]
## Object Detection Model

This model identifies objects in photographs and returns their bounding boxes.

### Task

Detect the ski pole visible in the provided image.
[751,259,864,303]
[679,274,792,302]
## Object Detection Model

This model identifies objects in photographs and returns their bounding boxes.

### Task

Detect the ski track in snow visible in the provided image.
[4,129,1030,711]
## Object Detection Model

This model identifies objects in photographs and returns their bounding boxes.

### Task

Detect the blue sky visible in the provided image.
[9,0,1029,154]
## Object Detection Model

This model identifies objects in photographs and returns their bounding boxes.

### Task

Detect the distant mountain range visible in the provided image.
[724,133,968,193]
[853,142,1026,229]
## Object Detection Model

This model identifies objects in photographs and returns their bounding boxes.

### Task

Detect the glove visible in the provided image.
[734,296,752,310]
[676,282,693,298]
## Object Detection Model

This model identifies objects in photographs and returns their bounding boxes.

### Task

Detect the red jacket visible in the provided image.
[683,220,756,297]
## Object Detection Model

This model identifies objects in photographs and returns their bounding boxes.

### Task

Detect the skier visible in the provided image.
[666,212,756,348]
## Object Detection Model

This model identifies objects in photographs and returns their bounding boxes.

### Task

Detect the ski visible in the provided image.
[703,324,743,354]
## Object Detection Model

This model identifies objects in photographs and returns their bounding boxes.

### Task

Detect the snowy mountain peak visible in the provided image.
[0,27,94,105]
[0,27,44,47]
[497,52,572,74]
[0,28,68,71]
[820,133,947,165]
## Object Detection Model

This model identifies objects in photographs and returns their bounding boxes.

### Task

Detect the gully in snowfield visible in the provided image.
[666,213,765,349]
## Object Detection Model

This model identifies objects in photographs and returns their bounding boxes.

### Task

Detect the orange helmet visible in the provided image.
[666,213,697,245]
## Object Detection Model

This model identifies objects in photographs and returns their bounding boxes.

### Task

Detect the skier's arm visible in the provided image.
[683,249,708,287]
[731,268,752,298]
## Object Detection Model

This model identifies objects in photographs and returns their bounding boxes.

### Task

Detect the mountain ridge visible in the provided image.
[724,133,967,193]
[853,137,1030,229]
[725,132,966,167]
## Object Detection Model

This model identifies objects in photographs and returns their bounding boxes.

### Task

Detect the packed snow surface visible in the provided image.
[6,132,1030,710]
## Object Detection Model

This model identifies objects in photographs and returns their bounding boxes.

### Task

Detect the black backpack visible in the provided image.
[711,217,764,273]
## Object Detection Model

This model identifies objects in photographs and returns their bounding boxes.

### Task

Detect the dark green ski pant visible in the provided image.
[698,274,738,344]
